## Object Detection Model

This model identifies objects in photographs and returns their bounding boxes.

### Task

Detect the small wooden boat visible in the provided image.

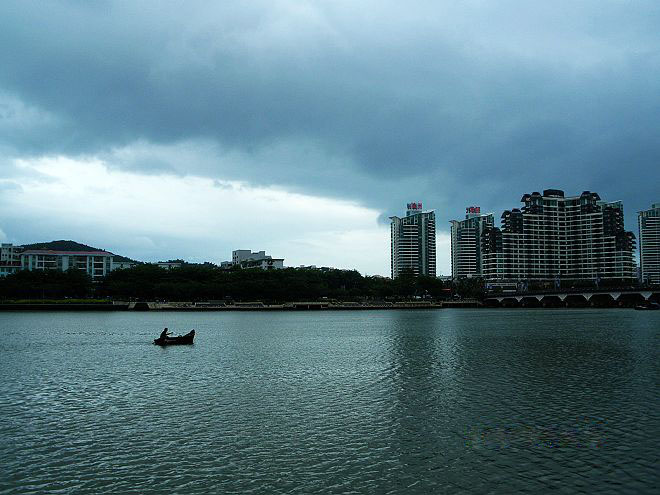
[154,329,195,346]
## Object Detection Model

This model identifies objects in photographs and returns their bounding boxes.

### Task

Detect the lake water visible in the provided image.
[1,309,658,494]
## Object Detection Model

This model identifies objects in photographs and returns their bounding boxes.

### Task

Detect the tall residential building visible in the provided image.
[639,203,660,285]
[482,189,636,284]
[390,202,436,278]
[450,206,494,279]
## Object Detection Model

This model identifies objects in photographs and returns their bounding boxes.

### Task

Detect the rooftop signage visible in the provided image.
[466,206,481,214]
[407,202,423,210]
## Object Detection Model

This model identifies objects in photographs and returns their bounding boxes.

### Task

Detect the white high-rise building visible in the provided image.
[450,207,494,279]
[639,203,660,285]
[390,202,436,278]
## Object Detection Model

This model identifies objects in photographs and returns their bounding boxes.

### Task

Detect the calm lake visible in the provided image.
[1,309,658,494]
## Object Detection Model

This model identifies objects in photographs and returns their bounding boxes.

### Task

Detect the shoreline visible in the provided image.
[0,301,486,311]
[0,301,653,311]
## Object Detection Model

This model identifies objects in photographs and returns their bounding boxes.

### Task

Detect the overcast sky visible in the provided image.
[1,1,659,275]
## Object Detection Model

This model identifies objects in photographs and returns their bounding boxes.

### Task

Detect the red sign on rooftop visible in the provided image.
[407,202,423,210]
[466,206,481,214]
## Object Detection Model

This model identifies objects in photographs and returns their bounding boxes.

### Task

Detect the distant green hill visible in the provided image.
[21,240,139,263]
[112,254,139,263]
[22,240,104,252]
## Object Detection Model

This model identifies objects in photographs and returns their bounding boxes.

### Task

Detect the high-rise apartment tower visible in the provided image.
[390,202,436,278]
[639,203,660,285]
[450,206,494,279]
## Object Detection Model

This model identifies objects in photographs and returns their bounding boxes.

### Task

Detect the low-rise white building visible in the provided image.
[1,242,123,279]
[21,249,113,280]
[111,256,138,270]
[242,258,285,270]
[0,243,23,277]
[231,249,284,270]
[156,262,183,270]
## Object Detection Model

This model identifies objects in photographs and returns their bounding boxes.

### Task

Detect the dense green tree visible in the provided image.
[1,265,457,302]
[451,277,485,299]
[96,265,455,302]
[0,269,93,300]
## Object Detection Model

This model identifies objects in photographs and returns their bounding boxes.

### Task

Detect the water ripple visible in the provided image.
[0,309,658,494]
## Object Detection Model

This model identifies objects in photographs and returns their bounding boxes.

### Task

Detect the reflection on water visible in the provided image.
[0,309,658,494]
[465,417,607,450]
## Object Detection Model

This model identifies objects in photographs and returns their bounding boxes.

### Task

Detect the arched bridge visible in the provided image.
[484,288,660,307]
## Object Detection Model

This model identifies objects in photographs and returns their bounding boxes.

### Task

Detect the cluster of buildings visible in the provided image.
[0,243,285,280]
[447,191,659,287]
[389,191,659,287]
[3,190,657,288]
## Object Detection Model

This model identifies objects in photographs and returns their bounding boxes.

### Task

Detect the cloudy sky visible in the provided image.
[1,1,659,275]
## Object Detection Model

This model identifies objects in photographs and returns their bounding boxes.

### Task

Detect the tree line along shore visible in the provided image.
[0,264,475,304]
[1,265,653,309]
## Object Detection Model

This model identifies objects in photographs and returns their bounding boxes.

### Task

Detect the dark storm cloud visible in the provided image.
[1,0,659,228]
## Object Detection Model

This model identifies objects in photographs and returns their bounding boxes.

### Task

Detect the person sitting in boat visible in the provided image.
[160,327,171,340]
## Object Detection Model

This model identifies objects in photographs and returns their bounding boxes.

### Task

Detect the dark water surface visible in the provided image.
[1,309,658,494]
